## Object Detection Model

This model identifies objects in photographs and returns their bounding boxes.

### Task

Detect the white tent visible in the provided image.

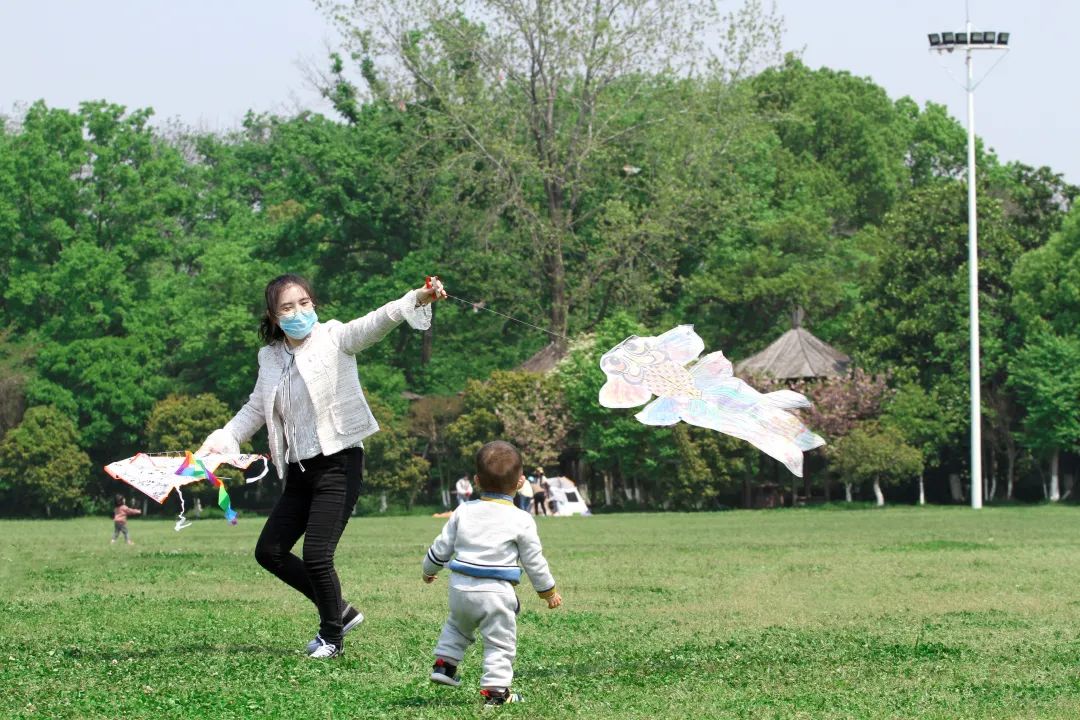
[544,476,590,516]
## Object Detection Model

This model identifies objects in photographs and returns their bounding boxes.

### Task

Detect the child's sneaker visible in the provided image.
[480,688,522,705]
[306,604,364,654]
[306,635,340,659]
[430,657,461,686]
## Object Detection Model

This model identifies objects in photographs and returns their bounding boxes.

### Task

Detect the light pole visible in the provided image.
[927,24,1009,509]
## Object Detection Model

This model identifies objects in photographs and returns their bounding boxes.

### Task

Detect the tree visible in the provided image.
[880,384,956,504]
[0,406,92,517]
[750,368,890,502]
[1008,205,1080,501]
[145,393,235,452]
[318,0,784,345]
[446,369,569,472]
[362,393,431,507]
[831,423,923,507]
[851,181,1021,488]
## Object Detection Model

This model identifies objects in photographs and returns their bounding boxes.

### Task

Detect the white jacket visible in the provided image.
[203,290,429,478]
[423,495,558,597]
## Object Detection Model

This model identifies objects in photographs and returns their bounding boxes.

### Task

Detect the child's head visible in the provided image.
[475,441,523,495]
[114,493,125,507]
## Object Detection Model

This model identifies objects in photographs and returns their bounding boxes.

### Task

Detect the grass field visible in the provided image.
[2,506,1080,719]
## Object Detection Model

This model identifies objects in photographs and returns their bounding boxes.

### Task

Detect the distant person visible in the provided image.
[531,467,548,516]
[422,441,562,706]
[546,482,567,516]
[111,494,141,545]
[515,473,534,511]
[455,475,474,506]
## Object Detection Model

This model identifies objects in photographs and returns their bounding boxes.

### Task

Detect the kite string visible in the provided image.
[444,293,571,343]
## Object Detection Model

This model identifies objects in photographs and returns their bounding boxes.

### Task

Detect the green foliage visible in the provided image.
[144,394,234,452]
[1008,332,1080,456]
[447,370,569,471]
[0,406,92,516]
[361,393,430,506]
[26,336,169,460]
[850,181,1020,451]
[831,423,924,490]
[1008,205,1080,456]
[880,384,957,470]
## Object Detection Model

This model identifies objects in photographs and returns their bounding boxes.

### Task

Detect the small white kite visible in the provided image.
[105,452,269,530]
[598,325,825,476]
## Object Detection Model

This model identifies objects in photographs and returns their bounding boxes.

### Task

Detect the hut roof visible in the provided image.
[735,312,850,380]
[519,342,567,373]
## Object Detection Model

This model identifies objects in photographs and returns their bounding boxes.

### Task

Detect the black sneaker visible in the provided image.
[306,604,364,654]
[480,688,522,705]
[342,604,365,634]
[430,658,461,687]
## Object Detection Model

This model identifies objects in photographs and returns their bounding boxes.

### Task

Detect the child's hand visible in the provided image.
[423,573,438,584]
[546,592,563,609]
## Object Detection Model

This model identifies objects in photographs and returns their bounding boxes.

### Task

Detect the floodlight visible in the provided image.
[921,14,1012,511]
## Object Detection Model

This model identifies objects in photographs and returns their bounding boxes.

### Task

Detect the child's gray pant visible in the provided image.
[434,581,519,688]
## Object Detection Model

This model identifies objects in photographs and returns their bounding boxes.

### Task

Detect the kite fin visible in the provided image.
[760,389,812,410]
[635,397,683,426]
[652,325,705,365]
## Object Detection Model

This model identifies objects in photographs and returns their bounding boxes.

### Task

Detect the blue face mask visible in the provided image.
[279,309,318,340]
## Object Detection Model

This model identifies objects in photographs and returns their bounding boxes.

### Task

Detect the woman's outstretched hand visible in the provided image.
[416,276,447,306]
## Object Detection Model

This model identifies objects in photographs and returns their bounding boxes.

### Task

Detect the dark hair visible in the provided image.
[258,274,319,345]
[114,494,125,507]
[475,441,523,495]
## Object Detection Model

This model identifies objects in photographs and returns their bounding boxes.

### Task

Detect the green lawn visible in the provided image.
[2,506,1080,719]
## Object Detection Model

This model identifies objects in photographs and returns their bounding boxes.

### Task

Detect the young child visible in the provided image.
[111,494,142,545]
[422,441,562,706]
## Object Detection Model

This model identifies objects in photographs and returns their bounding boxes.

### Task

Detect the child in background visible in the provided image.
[422,441,562,706]
[111,494,141,545]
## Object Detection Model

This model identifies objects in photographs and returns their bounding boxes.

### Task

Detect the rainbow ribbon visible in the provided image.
[175,451,238,524]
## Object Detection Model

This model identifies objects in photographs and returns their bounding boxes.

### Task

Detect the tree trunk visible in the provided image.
[603,472,613,507]
[1049,450,1061,502]
[824,476,832,502]
[1006,449,1016,500]
[917,474,926,506]
[987,450,996,502]
[742,477,752,508]
[873,479,885,507]
[45,504,52,518]
[421,303,434,365]
[379,492,388,513]
[948,473,964,503]
[844,483,853,503]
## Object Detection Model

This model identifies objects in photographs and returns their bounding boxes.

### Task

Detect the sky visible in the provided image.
[1,0,1076,184]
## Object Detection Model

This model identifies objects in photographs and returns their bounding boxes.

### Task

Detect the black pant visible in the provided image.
[254,447,364,646]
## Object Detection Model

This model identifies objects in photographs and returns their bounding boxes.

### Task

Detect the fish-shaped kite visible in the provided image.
[105,451,268,528]
[598,325,825,476]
